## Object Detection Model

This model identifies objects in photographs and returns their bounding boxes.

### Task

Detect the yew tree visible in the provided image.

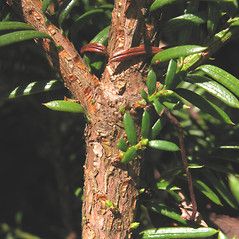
[1,0,239,238]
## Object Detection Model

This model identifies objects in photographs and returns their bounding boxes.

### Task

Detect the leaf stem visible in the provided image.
[164,109,198,220]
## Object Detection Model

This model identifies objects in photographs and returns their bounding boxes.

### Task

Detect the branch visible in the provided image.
[100,0,150,103]
[8,0,99,117]
[164,109,197,221]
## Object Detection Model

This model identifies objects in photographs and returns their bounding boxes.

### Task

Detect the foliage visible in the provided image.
[1,0,239,238]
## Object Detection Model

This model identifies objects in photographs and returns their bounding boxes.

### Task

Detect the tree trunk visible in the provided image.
[82,1,149,237]
[82,99,142,239]
[10,0,150,238]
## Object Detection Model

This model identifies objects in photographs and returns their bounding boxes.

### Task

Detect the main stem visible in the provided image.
[82,104,141,239]
[82,1,150,237]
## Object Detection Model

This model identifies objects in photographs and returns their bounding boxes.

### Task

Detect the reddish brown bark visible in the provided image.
[10,0,151,238]
[82,2,148,237]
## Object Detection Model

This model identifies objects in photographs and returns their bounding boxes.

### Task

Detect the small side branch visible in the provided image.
[164,109,197,220]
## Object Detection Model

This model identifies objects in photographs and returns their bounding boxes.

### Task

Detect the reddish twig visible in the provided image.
[164,109,197,221]
[110,45,164,62]
[80,43,107,56]
[80,44,165,62]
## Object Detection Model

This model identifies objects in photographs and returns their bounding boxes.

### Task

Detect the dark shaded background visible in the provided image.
[0,41,86,238]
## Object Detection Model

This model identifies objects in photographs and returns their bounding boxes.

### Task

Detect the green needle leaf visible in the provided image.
[0,30,51,48]
[150,0,185,11]
[153,100,164,115]
[140,227,218,239]
[146,69,157,95]
[8,80,63,99]
[197,65,239,98]
[58,0,80,27]
[164,13,206,32]
[43,100,84,113]
[219,145,239,149]
[165,59,177,89]
[152,45,207,64]
[91,26,110,45]
[175,88,234,125]
[117,138,128,152]
[148,203,188,225]
[121,146,138,163]
[230,19,239,27]
[203,170,237,209]
[141,89,149,101]
[194,179,222,205]
[228,174,239,204]
[169,13,205,25]
[148,140,179,151]
[151,118,164,139]
[218,231,228,239]
[156,179,180,191]
[141,110,151,139]
[130,222,140,230]
[123,112,137,145]
[0,21,34,31]
[186,74,239,108]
